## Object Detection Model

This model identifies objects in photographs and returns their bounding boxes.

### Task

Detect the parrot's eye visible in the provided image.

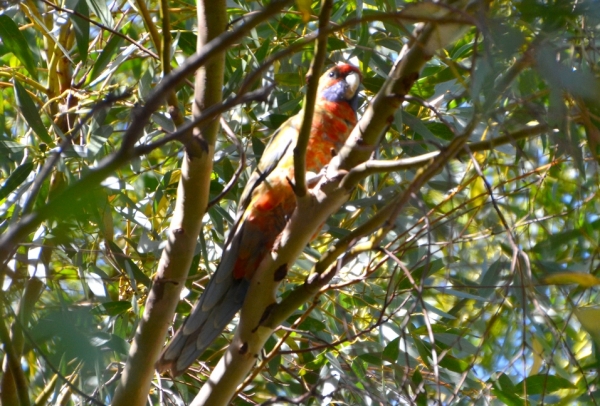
[329,71,336,78]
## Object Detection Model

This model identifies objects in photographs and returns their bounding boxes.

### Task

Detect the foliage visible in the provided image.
[0,0,600,404]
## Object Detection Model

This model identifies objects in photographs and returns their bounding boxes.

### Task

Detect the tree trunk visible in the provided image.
[111,2,226,405]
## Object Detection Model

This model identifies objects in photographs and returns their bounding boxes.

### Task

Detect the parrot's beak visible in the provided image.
[344,71,360,100]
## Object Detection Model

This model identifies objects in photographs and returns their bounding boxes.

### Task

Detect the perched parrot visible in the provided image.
[156,63,362,376]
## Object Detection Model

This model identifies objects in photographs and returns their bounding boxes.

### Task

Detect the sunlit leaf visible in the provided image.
[0,15,38,78]
[86,34,124,85]
[514,374,576,395]
[575,308,600,348]
[86,0,114,27]
[542,272,600,288]
[13,80,53,145]
[295,0,312,22]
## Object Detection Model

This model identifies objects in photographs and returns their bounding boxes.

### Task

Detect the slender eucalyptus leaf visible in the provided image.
[13,80,53,144]
[0,15,38,78]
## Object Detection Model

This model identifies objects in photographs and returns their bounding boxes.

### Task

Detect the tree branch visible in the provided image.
[268,123,476,327]
[0,311,30,406]
[293,0,333,197]
[340,123,550,187]
[111,0,230,403]
[134,0,162,57]
[133,85,273,156]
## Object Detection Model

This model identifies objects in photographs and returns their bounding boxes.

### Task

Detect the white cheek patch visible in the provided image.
[344,72,360,99]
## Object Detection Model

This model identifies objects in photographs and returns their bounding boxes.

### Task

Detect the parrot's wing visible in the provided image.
[237,114,299,209]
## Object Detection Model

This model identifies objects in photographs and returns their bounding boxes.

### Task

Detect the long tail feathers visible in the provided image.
[156,275,250,376]
[156,227,250,376]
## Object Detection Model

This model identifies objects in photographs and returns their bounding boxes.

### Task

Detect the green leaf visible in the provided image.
[435,288,488,302]
[514,374,575,395]
[178,31,197,56]
[13,80,53,144]
[107,334,130,355]
[412,368,423,385]
[261,114,289,130]
[328,37,348,52]
[438,354,468,373]
[0,161,34,201]
[274,72,302,87]
[0,15,38,78]
[93,301,132,316]
[70,0,90,63]
[424,122,454,141]
[86,0,114,27]
[536,45,600,102]
[0,88,4,135]
[87,34,124,85]
[351,358,367,380]
[298,317,327,332]
[277,13,302,36]
[362,75,385,93]
[414,339,432,369]
[491,373,523,406]
[252,135,266,158]
[359,353,382,366]
[415,391,427,406]
[382,337,400,363]
[402,111,438,142]
[479,259,508,298]
[268,354,281,377]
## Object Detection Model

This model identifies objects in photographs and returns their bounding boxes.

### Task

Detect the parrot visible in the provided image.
[156,63,362,376]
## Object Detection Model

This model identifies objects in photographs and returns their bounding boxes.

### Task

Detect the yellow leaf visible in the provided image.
[543,272,600,288]
[529,336,543,375]
[470,176,487,208]
[296,0,312,22]
[575,308,600,347]
[169,169,181,185]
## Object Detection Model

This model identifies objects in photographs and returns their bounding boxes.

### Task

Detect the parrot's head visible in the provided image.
[318,63,362,111]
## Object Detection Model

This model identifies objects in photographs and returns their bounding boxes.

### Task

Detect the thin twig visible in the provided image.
[134,85,273,156]
[293,0,333,197]
[207,117,247,209]
[134,0,162,56]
